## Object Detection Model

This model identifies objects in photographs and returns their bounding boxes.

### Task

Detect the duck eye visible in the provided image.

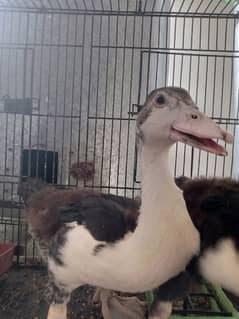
[156,95,165,106]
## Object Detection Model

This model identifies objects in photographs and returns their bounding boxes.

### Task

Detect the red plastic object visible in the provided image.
[0,243,15,275]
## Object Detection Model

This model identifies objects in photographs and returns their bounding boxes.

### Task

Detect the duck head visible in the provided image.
[137,87,233,155]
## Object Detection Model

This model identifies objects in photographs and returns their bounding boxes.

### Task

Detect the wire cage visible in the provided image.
[0,1,238,318]
[0,0,238,266]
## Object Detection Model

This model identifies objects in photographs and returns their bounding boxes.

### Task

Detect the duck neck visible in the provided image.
[140,142,182,220]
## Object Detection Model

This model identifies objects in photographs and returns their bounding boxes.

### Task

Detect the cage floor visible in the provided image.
[0,267,238,319]
[0,267,102,319]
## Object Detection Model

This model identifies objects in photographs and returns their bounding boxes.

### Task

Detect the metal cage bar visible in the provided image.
[0,0,238,16]
[0,1,237,268]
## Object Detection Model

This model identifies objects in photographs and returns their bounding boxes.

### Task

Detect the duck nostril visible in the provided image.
[191,114,198,119]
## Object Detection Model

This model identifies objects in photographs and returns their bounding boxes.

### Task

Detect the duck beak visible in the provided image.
[170,107,233,156]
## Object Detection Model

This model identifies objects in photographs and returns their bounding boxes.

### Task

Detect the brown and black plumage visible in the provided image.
[21,179,139,246]
[176,176,239,250]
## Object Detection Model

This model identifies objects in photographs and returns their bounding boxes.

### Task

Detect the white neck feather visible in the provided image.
[138,142,184,226]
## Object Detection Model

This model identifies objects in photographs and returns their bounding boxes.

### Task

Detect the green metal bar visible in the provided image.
[211,285,239,319]
[201,284,221,312]
[171,284,238,319]
[144,284,239,319]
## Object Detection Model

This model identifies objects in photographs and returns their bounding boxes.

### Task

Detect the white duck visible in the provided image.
[25,87,233,319]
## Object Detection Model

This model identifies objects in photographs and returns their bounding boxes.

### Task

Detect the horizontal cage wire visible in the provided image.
[0,0,238,15]
[0,0,238,270]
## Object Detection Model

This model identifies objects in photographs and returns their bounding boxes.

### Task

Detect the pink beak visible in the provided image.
[170,107,233,156]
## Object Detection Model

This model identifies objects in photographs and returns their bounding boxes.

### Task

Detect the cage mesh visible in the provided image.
[0,0,238,264]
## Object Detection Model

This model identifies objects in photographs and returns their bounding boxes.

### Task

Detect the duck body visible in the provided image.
[24,87,232,319]
[28,155,198,293]
[176,176,239,296]
[80,176,239,319]
[47,176,198,293]
[176,176,239,250]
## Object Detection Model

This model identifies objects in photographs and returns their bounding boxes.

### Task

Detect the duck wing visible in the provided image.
[26,187,140,245]
[59,194,139,243]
